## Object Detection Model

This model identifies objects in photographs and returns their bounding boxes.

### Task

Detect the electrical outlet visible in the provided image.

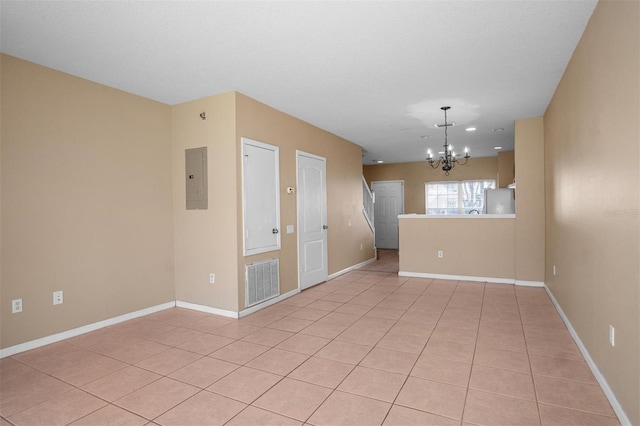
[12,298,23,313]
[553,265,557,276]
[53,291,63,305]
[609,325,615,347]
[209,273,215,284]
[437,250,443,258]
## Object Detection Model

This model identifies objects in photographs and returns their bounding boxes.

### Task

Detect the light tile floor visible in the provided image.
[0,250,620,425]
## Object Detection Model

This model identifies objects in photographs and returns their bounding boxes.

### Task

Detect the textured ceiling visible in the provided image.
[0,1,597,163]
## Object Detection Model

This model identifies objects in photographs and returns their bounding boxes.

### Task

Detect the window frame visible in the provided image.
[425,179,496,215]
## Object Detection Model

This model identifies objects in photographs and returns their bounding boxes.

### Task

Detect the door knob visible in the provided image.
[323,225,328,230]
[272,228,279,234]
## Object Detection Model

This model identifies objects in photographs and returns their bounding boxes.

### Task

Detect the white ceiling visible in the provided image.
[0,1,597,163]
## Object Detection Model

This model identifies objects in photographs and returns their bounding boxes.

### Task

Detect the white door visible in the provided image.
[297,151,328,290]
[372,181,404,249]
[242,138,280,256]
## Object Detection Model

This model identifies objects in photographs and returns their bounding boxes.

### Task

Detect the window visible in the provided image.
[425,179,496,215]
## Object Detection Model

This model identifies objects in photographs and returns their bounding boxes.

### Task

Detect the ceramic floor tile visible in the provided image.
[298,322,349,339]
[114,377,199,420]
[135,347,202,376]
[211,323,262,339]
[245,348,309,376]
[70,404,148,425]
[383,405,460,426]
[526,337,584,360]
[8,388,107,426]
[207,366,282,404]
[226,406,303,426]
[188,316,235,333]
[473,345,531,374]
[395,377,466,420]
[1,370,75,417]
[287,308,330,321]
[81,365,161,402]
[288,356,355,389]
[253,378,332,422]
[463,389,541,426]
[317,312,361,327]
[422,340,476,364]
[538,403,621,426]
[241,328,294,347]
[144,326,204,347]
[534,375,616,417]
[267,317,315,332]
[351,316,397,333]
[305,300,344,312]
[53,354,128,386]
[307,391,391,426]
[314,340,372,365]
[334,303,373,316]
[275,333,330,355]
[176,333,235,355]
[107,340,170,364]
[469,364,535,401]
[411,354,471,387]
[376,332,428,354]
[168,356,238,388]
[209,340,270,365]
[365,307,406,320]
[338,366,406,402]
[529,354,597,383]
[430,325,478,346]
[155,391,246,426]
[335,326,386,346]
[361,348,419,375]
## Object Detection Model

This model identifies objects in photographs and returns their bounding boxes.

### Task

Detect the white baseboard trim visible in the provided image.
[175,301,239,319]
[328,257,377,280]
[0,301,176,359]
[399,271,515,285]
[238,288,300,318]
[544,286,631,426]
[515,280,545,287]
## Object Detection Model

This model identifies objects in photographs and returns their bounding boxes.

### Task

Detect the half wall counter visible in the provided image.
[398,214,516,283]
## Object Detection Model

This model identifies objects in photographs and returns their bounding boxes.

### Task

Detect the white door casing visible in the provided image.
[242,138,281,256]
[372,180,404,249]
[297,151,328,290]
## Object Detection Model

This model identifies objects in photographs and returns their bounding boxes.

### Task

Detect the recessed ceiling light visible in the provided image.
[494,146,503,150]
[465,127,476,132]
[492,128,505,132]
[438,151,445,155]
[374,160,384,164]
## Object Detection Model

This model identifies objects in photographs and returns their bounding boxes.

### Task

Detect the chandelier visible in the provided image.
[427,106,470,175]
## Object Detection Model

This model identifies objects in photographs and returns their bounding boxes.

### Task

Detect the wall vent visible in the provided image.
[245,258,280,307]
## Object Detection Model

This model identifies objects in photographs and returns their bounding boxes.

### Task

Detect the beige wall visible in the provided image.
[399,217,515,279]
[1,55,175,348]
[363,157,498,214]
[514,118,545,283]
[497,150,515,188]
[235,93,374,309]
[172,92,239,312]
[544,1,639,423]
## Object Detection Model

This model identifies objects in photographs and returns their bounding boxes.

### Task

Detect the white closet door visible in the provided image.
[242,138,280,256]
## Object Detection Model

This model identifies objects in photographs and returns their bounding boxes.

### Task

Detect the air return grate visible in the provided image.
[245,258,280,307]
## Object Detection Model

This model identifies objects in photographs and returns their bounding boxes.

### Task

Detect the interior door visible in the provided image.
[297,151,328,290]
[242,138,280,256]
[372,180,404,249]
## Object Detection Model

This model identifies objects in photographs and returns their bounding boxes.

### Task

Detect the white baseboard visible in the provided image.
[515,280,545,287]
[0,301,176,359]
[175,301,239,319]
[328,257,377,280]
[544,286,631,426]
[399,271,515,284]
[238,288,300,318]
